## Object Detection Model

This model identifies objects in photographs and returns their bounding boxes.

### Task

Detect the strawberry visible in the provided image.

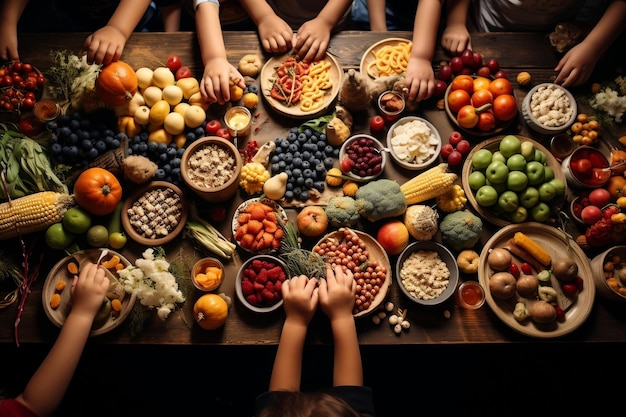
[256,270,268,285]
[253,281,265,292]
[265,281,275,292]
[274,280,282,292]
[261,289,275,302]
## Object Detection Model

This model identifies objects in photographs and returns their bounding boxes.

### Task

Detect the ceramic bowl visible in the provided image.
[396,241,459,306]
[235,254,287,313]
[121,181,188,247]
[180,136,242,202]
[590,246,626,302]
[386,116,441,170]
[522,83,577,135]
[339,134,387,181]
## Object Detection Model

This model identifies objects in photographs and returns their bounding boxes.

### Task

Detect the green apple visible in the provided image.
[519,186,540,208]
[472,149,493,170]
[538,182,556,202]
[549,178,566,199]
[520,141,536,161]
[468,171,486,190]
[534,149,547,163]
[499,135,522,158]
[485,160,509,184]
[530,202,551,222]
[506,171,528,192]
[475,185,498,207]
[487,180,508,194]
[506,154,527,171]
[498,190,519,213]
[508,206,528,223]
[492,151,506,164]
[543,166,554,181]
[525,161,546,185]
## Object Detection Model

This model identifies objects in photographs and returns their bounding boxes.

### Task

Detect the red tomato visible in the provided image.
[492,94,517,121]
[477,111,497,132]
[167,55,183,72]
[205,119,222,135]
[175,65,192,80]
[447,89,471,113]
[456,105,479,129]
[369,115,385,132]
[450,75,474,94]
[17,115,43,136]
[340,155,353,173]
[489,78,513,97]
[21,63,32,73]
[216,127,231,140]
[471,89,493,107]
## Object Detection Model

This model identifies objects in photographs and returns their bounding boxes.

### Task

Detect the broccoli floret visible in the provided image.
[439,210,483,252]
[354,179,407,222]
[325,196,360,227]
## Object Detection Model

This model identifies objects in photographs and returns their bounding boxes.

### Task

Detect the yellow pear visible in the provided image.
[149,99,171,125]
[176,77,200,99]
[184,105,206,128]
[135,67,154,90]
[188,91,210,111]
[173,102,190,116]
[164,111,185,135]
[148,128,172,145]
[142,85,163,107]
[134,105,151,125]
[152,66,176,89]
[162,85,183,106]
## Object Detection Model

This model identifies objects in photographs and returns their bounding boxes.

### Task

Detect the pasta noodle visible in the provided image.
[367,41,412,78]
[269,57,333,112]
[299,60,333,112]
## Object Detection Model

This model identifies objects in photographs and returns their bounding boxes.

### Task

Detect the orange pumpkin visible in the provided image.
[73,167,123,216]
[95,61,138,107]
[194,294,228,330]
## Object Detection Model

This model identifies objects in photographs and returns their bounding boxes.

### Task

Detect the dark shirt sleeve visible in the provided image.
[0,399,39,417]
[329,386,376,417]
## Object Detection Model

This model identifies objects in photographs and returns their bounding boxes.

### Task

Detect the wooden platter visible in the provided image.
[360,37,411,79]
[478,223,595,338]
[260,52,341,119]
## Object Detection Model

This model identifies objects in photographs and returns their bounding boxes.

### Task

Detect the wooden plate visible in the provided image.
[42,249,136,336]
[478,223,595,338]
[461,135,566,227]
[360,37,412,79]
[232,197,288,254]
[260,52,341,119]
[314,229,392,318]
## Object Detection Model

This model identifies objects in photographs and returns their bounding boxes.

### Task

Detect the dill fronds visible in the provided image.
[278,220,326,278]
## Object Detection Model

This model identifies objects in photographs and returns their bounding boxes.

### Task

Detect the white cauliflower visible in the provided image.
[590,87,626,123]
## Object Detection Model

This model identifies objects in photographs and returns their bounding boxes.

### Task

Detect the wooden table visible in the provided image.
[2,31,626,347]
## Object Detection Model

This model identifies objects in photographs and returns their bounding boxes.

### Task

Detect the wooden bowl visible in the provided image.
[121,181,188,247]
[461,135,566,227]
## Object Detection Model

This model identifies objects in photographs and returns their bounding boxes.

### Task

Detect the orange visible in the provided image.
[230,84,244,102]
[489,78,513,97]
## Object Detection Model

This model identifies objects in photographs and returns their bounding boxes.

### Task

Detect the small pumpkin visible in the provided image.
[95,61,138,107]
[73,167,123,216]
[194,293,229,330]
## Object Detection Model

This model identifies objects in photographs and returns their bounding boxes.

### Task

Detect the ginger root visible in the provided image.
[123,155,158,184]
[339,69,371,113]
[325,117,351,146]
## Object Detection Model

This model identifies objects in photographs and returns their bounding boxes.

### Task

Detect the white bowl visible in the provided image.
[339,134,387,180]
[396,241,459,306]
[235,254,287,313]
[386,116,441,170]
[522,83,577,135]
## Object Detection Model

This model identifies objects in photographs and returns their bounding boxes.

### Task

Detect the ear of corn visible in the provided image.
[513,231,552,267]
[400,163,457,205]
[0,192,75,240]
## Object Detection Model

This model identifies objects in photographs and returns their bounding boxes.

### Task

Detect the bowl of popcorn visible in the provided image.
[180,136,243,202]
[121,181,188,247]
[522,83,577,135]
[386,116,442,170]
[395,241,459,306]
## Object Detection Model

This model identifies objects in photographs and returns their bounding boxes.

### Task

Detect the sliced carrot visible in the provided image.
[262,219,278,233]
[102,255,121,269]
[261,232,274,249]
[246,219,263,235]
[265,212,277,223]
[55,280,67,292]
[240,233,255,249]
[274,228,284,240]
[234,223,248,240]
[115,262,124,271]
[260,203,274,213]
[247,203,267,221]
[111,298,123,312]
[50,293,62,309]
[67,262,79,275]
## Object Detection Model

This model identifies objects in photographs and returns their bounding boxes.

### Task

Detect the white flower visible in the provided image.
[116,248,185,320]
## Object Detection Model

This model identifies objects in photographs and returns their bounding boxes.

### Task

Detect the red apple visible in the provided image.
[296,206,329,237]
[376,220,409,256]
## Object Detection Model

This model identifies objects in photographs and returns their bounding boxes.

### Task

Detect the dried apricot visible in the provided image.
[102,255,121,269]
[55,280,67,292]
[50,293,62,309]
[111,298,123,312]
[67,262,79,275]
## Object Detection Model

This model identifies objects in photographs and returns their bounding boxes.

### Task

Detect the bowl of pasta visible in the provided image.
[260,52,342,119]
[360,38,412,79]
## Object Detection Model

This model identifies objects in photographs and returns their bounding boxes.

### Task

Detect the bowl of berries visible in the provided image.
[235,254,288,313]
[339,134,387,181]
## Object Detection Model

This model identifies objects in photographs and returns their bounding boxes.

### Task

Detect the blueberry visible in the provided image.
[157,143,168,153]
[147,141,158,153]
[87,147,99,159]
[81,139,93,150]
[304,177,314,188]
[69,119,80,131]
[45,121,58,131]
[50,143,62,155]
[155,169,166,179]
[111,139,120,148]
[95,140,107,152]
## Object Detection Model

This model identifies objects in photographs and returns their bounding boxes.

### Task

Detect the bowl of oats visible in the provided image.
[181,137,243,202]
[522,83,577,135]
[395,241,459,307]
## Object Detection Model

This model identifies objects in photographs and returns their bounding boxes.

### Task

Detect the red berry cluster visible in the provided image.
[440,131,470,167]
[240,258,287,307]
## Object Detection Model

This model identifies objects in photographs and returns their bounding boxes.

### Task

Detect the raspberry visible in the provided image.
[261,289,275,302]
[241,279,254,295]
[274,280,282,292]
[255,270,268,285]
[265,281,275,292]
[266,266,283,281]
[253,281,265,292]
[246,294,258,305]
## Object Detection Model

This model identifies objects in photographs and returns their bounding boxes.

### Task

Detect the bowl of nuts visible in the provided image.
[339,134,387,181]
[395,241,459,307]
[522,83,577,135]
[180,136,243,202]
[121,181,188,247]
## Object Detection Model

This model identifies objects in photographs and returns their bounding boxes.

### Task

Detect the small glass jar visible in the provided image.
[550,133,575,161]
[192,257,225,292]
[456,281,485,310]
[377,90,405,123]
[224,105,252,138]
[33,98,61,122]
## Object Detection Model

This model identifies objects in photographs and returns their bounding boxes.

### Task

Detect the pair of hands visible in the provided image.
[282,264,356,326]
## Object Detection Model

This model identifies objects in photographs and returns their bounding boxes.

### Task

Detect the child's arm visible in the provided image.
[14,263,110,417]
[404,0,443,102]
[293,0,352,62]
[238,0,294,54]
[554,0,626,87]
[83,0,153,65]
[195,0,245,104]
[441,0,471,55]
[0,0,30,61]
[367,0,387,32]
[269,275,319,391]
[319,265,362,386]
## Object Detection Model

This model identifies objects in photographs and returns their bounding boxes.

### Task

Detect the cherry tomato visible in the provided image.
[509,263,520,278]
[369,115,385,132]
[447,150,463,167]
[175,66,192,80]
[12,62,22,72]
[562,283,578,297]
[21,97,35,110]
[340,155,353,173]
[209,205,227,222]
[21,63,32,73]
[17,115,43,136]
[216,127,231,140]
[492,94,517,121]
[205,119,222,135]
[166,55,183,73]
[520,262,532,275]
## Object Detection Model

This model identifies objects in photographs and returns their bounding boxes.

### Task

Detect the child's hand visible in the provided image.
[293,18,332,62]
[69,263,110,320]
[83,26,127,65]
[441,23,472,56]
[281,275,318,326]
[0,25,19,61]
[200,57,245,104]
[257,14,294,54]
[403,57,436,102]
[554,41,599,87]
[319,264,355,320]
